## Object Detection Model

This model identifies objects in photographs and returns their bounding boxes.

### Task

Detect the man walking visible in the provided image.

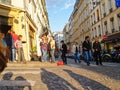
[60,40,67,64]
[82,36,92,66]
[93,38,102,65]
[72,42,81,63]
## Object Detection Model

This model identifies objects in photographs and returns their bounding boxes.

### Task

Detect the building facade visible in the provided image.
[65,0,120,51]
[63,22,70,50]
[0,0,50,60]
[53,32,64,49]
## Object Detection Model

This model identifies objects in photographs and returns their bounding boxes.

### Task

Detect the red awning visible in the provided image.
[101,33,120,43]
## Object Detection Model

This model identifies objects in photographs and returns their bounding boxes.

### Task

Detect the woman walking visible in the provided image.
[40,34,48,62]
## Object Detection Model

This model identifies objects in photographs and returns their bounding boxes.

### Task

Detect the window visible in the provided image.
[108,0,112,11]
[92,29,94,38]
[102,4,106,17]
[93,13,96,23]
[98,25,101,36]
[117,14,120,31]
[97,9,100,21]
[110,18,114,33]
[95,27,97,37]
[104,21,108,35]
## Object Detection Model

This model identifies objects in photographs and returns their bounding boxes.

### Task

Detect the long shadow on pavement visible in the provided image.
[41,68,77,90]
[63,69,111,90]
[67,58,120,81]
[79,62,120,81]
[0,72,32,90]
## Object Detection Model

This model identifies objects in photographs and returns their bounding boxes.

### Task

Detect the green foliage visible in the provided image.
[31,46,37,52]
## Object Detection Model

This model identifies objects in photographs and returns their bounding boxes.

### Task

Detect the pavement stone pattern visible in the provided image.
[0,59,120,90]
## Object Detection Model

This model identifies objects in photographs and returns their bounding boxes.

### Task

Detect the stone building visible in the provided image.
[0,0,50,60]
[53,32,64,49]
[65,0,120,51]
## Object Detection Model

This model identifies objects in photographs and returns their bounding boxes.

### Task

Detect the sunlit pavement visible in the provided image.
[0,59,120,90]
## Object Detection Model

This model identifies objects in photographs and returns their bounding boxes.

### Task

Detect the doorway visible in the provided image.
[0,25,11,35]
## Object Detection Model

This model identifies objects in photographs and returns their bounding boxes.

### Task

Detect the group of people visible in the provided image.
[0,30,25,63]
[72,36,102,66]
[40,34,102,66]
[40,34,57,63]
[40,34,68,64]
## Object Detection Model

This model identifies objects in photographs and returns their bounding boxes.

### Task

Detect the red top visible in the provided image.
[11,33,18,42]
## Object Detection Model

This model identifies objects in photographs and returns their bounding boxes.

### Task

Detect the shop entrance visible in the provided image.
[0,16,12,35]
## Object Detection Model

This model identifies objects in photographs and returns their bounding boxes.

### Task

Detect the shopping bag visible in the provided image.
[57,61,64,66]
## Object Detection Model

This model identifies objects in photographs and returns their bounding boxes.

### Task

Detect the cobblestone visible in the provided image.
[0,60,120,90]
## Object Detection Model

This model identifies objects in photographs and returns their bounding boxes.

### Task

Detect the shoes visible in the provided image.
[13,61,16,62]
[79,61,81,63]
[87,63,90,66]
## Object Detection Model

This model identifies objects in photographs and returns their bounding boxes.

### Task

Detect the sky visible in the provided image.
[45,0,76,32]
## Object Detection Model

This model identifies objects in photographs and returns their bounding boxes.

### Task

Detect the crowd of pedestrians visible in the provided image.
[0,29,103,67]
[39,34,103,66]
[71,36,103,66]
[0,30,25,63]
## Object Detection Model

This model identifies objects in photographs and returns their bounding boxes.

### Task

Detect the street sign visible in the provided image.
[115,0,120,7]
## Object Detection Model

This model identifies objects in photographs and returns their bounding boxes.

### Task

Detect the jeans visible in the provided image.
[50,49,55,62]
[84,50,91,65]
[12,48,16,62]
[74,52,80,63]
[61,52,67,64]
[94,51,102,65]
[42,49,48,61]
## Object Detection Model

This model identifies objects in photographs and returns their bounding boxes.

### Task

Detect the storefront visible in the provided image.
[101,32,120,50]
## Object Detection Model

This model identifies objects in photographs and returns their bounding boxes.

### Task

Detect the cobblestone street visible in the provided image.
[0,59,120,90]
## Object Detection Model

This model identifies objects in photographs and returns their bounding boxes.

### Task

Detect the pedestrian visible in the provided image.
[0,33,8,72]
[48,36,56,63]
[14,35,25,63]
[40,34,48,62]
[11,30,18,62]
[93,38,102,65]
[5,30,14,62]
[82,36,92,66]
[60,40,67,64]
[0,33,9,57]
[72,42,81,63]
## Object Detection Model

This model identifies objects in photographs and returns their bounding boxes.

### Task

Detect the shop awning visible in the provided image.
[101,32,120,43]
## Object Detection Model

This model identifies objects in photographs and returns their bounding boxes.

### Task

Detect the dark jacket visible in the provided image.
[61,44,67,54]
[93,42,101,52]
[82,41,91,51]
[5,33,13,48]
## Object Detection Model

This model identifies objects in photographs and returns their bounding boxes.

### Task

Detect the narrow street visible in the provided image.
[0,59,120,90]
